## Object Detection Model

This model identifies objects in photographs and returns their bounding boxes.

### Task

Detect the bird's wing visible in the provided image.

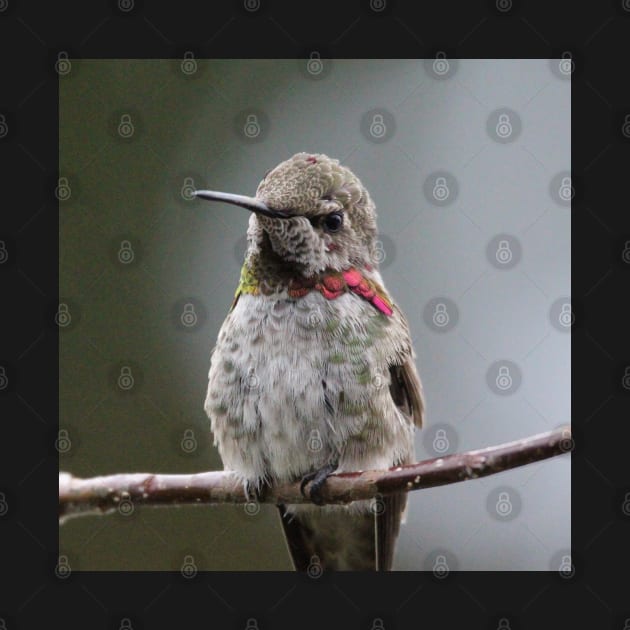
[374,356,425,569]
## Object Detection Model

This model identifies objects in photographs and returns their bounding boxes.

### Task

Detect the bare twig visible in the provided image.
[59,425,571,523]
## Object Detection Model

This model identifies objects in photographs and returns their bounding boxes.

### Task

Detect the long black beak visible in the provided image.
[193,190,294,219]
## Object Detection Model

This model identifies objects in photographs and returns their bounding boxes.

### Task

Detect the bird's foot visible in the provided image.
[244,479,269,503]
[300,463,338,506]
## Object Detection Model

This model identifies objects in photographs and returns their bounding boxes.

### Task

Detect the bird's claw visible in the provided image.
[300,463,337,506]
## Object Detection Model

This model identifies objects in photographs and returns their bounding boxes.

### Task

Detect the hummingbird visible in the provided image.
[197,152,424,571]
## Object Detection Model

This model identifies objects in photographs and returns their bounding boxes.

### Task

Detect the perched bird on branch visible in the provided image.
[197,153,424,571]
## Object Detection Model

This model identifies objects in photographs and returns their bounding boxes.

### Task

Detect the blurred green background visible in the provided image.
[60,59,570,571]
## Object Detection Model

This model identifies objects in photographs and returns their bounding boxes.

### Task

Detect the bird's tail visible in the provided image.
[277,493,406,571]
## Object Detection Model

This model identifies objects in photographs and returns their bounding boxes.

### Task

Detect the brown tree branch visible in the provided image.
[59,425,571,523]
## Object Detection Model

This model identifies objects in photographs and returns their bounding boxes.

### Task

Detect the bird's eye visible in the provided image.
[323,211,344,233]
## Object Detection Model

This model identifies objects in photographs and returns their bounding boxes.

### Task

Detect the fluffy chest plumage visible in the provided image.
[204,289,414,485]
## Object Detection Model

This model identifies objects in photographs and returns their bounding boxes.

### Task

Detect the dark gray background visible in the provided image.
[59,59,570,570]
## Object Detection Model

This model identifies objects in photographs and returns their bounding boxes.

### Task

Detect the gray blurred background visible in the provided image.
[59,59,570,571]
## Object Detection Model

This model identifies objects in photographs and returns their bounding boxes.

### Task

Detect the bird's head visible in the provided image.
[196,152,379,276]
